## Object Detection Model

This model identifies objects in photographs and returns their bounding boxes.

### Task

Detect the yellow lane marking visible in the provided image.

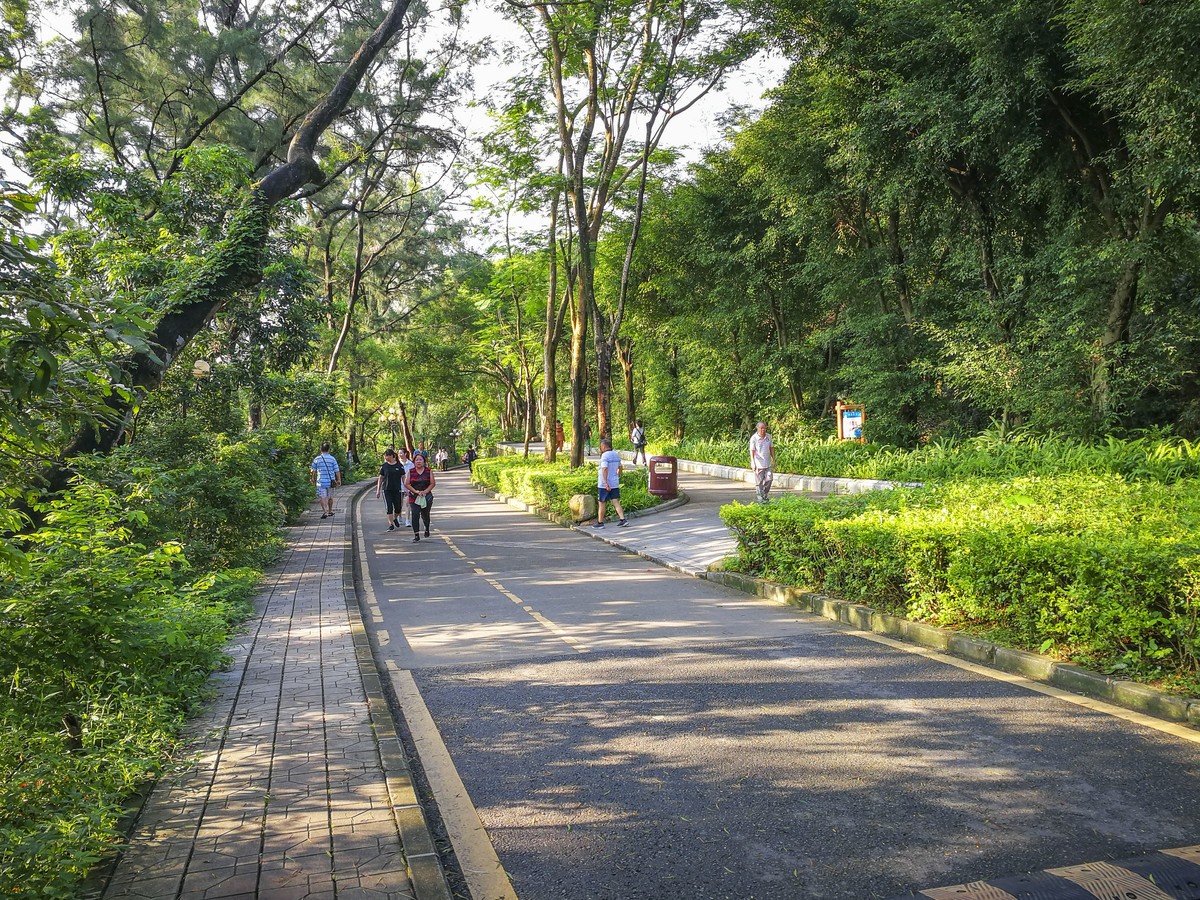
[387,663,518,900]
[841,628,1200,745]
[443,533,589,655]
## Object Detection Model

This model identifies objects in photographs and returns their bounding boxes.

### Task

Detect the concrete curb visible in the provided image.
[702,570,1200,731]
[346,482,453,900]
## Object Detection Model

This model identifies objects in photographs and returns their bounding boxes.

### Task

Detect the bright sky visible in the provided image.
[451,0,788,245]
[456,0,787,161]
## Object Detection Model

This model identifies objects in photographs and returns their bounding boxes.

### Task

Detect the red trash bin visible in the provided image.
[648,456,677,499]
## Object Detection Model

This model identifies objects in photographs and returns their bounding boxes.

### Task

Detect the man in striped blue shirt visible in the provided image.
[310,442,342,519]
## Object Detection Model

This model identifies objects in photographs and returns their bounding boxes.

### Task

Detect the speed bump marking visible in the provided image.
[892,845,1200,900]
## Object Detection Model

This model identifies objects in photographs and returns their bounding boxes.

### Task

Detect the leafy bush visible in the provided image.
[722,476,1200,691]
[79,424,311,569]
[0,479,259,896]
[472,456,658,519]
[663,428,1200,485]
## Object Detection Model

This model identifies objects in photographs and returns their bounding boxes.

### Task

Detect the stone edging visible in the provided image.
[345,482,453,900]
[703,569,1200,731]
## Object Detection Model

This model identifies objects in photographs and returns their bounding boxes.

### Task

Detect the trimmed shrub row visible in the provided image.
[472,455,658,519]
[721,475,1200,692]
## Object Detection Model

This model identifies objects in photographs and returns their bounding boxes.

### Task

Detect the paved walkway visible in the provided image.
[99,510,435,900]
[582,465,751,574]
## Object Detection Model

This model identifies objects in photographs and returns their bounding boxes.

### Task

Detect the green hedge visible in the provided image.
[472,455,658,519]
[722,475,1200,692]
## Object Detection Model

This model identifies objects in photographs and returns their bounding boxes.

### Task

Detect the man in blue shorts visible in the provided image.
[592,437,628,528]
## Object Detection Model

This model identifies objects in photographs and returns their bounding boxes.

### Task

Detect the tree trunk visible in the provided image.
[617,337,634,434]
[593,303,613,441]
[1092,258,1141,422]
[667,345,684,441]
[569,286,589,467]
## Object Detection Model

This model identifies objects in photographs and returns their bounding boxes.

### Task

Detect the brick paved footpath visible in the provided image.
[99,502,448,900]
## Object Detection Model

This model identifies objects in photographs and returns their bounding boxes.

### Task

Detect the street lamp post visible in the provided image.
[380,405,401,450]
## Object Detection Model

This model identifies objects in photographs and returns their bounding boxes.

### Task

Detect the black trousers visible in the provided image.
[411,496,433,534]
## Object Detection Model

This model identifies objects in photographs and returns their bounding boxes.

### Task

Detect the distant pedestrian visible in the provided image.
[435,447,449,470]
[375,448,407,532]
[592,437,628,528]
[310,442,341,519]
[464,446,478,470]
[749,421,776,503]
[584,423,593,456]
[630,419,648,465]
[405,452,436,542]
[555,420,565,452]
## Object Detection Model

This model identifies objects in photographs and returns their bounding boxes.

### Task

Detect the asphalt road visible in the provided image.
[356,470,1200,900]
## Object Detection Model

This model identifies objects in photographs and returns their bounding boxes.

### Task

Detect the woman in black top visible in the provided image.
[375,448,407,532]
[405,452,436,542]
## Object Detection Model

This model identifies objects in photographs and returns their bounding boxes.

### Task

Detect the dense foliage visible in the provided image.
[619,0,1200,445]
[722,476,1200,694]
[0,428,310,895]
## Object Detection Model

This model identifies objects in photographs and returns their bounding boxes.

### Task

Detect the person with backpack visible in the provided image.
[630,419,648,465]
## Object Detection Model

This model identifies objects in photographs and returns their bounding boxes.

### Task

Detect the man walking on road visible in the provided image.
[593,437,628,528]
[750,421,775,503]
[310,441,342,519]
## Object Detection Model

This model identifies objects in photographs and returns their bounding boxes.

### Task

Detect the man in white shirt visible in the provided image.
[592,437,628,528]
[749,421,776,503]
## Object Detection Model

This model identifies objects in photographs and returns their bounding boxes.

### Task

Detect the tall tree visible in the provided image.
[34,0,424,492]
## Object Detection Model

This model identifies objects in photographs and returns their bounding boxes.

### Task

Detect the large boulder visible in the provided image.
[569,493,597,523]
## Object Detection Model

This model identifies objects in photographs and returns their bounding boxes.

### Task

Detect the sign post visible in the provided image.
[835,401,865,443]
